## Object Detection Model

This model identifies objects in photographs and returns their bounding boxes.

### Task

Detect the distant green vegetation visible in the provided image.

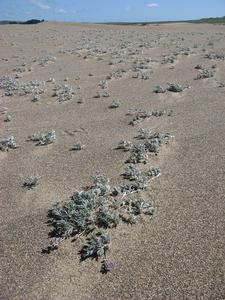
[101,16,225,26]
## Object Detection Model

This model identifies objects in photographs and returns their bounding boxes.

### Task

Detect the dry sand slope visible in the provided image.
[1,22,225,300]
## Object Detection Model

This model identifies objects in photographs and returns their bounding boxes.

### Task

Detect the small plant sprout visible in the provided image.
[195,64,203,70]
[98,80,108,89]
[0,136,18,151]
[115,140,133,151]
[101,258,116,273]
[70,143,85,151]
[167,83,188,92]
[195,68,214,80]
[153,85,166,93]
[23,176,40,189]
[28,130,56,145]
[122,164,141,181]
[136,128,153,139]
[52,84,75,102]
[4,114,12,122]
[46,78,55,83]
[32,94,40,102]
[80,232,111,260]
[102,91,111,97]
[94,92,101,98]
[109,100,120,108]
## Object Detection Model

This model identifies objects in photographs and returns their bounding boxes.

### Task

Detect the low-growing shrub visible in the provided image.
[47,174,155,271]
[23,176,40,189]
[195,68,214,80]
[28,130,56,145]
[109,100,120,108]
[0,136,18,151]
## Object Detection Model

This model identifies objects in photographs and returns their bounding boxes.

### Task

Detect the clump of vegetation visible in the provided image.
[33,55,56,66]
[101,258,116,273]
[4,114,12,122]
[93,92,101,98]
[195,68,214,80]
[102,91,111,98]
[47,173,155,271]
[136,128,153,139]
[53,84,75,102]
[0,75,45,97]
[218,82,225,88]
[205,51,225,60]
[195,64,203,70]
[153,85,166,93]
[167,82,188,92]
[109,100,120,108]
[122,164,141,180]
[127,108,171,126]
[123,129,173,165]
[28,130,56,145]
[70,143,85,151]
[32,94,40,102]
[23,176,40,189]
[126,144,149,164]
[122,164,160,182]
[161,55,176,64]
[80,232,111,260]
[0,136,18,151]
[98,80,108,89]
[115,140,133,151]
[144,132,172,154]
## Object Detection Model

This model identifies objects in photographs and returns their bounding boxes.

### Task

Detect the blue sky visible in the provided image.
[0,0,225,22]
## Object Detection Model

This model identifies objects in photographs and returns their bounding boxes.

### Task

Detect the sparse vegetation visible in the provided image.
[47,174,155,270]
[23,176,40,189]
[28,130,56,145]
[0,136,18,151]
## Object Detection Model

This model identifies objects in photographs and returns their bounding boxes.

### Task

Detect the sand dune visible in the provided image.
[1,22,225,299]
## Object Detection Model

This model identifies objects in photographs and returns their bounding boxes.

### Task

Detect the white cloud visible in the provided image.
[56,8,67,14]
[29,0,50,10]
[147,3,159,8]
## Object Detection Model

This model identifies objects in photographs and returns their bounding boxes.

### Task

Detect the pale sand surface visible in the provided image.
[1,22,225,299]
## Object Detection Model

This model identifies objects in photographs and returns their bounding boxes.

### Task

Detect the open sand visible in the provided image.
[1,22,225,299]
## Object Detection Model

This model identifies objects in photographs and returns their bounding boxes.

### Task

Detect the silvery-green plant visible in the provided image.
[126,144,148,164]
[102,91,111,97]
[115,140,133,151]
[128,109,167,126]
[167,83,188,92]
[98,80,108,89]
[93,92,101,98]
[122,164,141,181]
[70,143,85,151]
[32,94,40,102]
[48,174,155,268]
[195,64,203,70]
[161,55,176,64]
[0,136,18,151]
[205,51,225,60]
[23,176,40,189]
[29,130,56,145]
[80,232,111,260]
[0,76,45,97]
[53,84,75,102]
[195,68,214,80]
[109,100,120,108]
[153,85,166,93]
[4,114,12,122]
[136,128,153,139]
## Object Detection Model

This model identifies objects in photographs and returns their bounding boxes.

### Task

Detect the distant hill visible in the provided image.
[0,19,45,25]
[100,16,225,26]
